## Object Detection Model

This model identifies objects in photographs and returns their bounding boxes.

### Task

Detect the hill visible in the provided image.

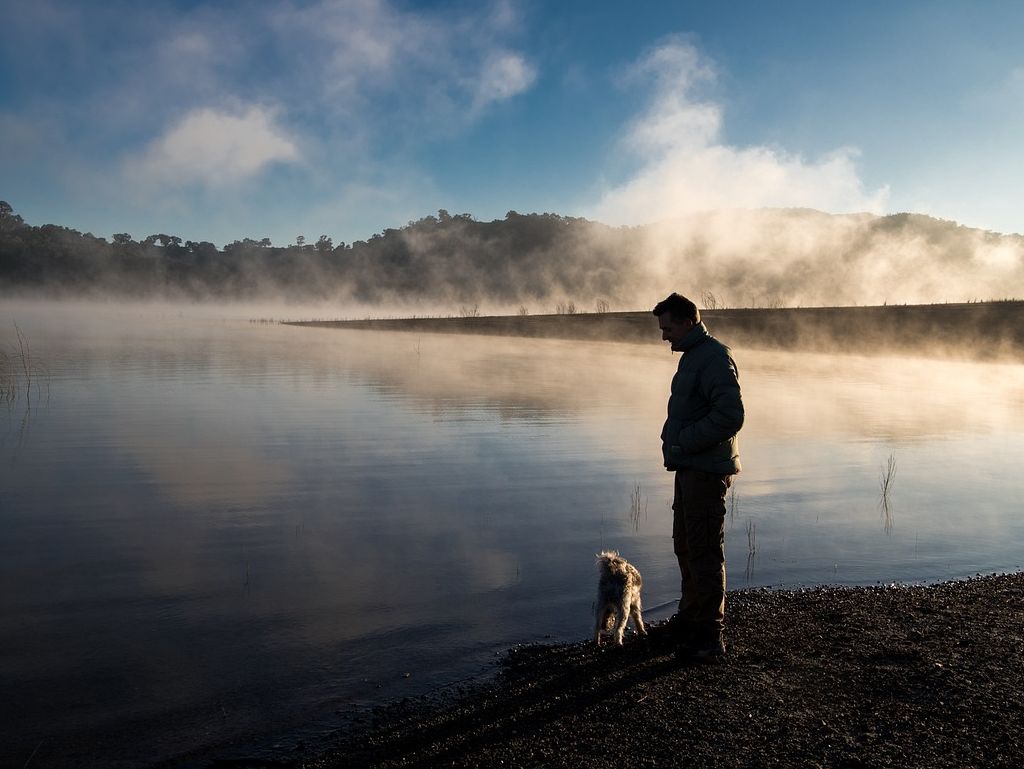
[1,201,1022,309]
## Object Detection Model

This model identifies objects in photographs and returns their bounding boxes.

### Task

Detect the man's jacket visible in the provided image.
[661,321,744,475]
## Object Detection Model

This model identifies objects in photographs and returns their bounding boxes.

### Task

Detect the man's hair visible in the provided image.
[652,293,700,324]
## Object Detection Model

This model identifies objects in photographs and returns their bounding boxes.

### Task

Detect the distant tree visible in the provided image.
[112,233,134,246]
[0,200,24,233]
[295,235,305,248]
[192,241,217,256]
[315,235,333,253]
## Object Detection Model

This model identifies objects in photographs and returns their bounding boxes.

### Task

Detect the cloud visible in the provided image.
[474,52,537,109]
[589,38,890,225]
[267,0,536,128]
[125,105,300,188]
[272,0,428,99]
[4,1,535,209]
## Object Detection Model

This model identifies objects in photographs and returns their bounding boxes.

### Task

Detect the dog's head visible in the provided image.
[595,550,621,569]
[595,550,642,585]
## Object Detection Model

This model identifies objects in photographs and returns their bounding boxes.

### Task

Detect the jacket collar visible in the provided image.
[680,321,710,353]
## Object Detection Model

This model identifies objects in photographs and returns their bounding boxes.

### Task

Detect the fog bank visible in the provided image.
[2,202,1022,314]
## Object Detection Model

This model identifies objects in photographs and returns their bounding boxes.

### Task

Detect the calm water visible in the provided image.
[2,303,1023,767]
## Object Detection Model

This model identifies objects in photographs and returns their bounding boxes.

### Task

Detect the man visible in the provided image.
[653,293,744,661]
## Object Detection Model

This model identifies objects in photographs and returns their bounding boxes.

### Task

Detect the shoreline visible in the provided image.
[200,572,1024,768]
[286,300,1024,361]
[313,572,1024,768]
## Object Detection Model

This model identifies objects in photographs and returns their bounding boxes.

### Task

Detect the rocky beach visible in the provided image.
[295,572,1024,769]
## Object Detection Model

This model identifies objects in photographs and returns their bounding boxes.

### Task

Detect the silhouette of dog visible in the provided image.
[594,551,647,646]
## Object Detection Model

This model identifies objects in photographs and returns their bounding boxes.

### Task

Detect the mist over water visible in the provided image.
[4,202,1024,313]
[2,301,1023,767]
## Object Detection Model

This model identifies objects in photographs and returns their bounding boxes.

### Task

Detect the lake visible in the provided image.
[2,302,1023,767]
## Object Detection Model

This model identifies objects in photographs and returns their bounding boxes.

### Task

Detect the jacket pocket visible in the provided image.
[661,417,685,467]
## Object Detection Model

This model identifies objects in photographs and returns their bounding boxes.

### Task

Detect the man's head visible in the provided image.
[653,293,700,352]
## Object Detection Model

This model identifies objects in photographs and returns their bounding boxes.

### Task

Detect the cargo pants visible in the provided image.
[672,469,732,643]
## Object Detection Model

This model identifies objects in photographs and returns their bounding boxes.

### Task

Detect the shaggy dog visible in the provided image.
[594,551,647,646]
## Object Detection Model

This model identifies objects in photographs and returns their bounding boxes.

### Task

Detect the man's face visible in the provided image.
[658,314,694,352]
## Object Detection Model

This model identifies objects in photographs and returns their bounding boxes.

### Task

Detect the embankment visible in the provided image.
[288,301,1024,360]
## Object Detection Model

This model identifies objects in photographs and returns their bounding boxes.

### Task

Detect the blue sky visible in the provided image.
[2,0,1023,246]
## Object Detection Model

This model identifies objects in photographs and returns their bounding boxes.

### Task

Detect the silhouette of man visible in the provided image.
[653,293,744,661]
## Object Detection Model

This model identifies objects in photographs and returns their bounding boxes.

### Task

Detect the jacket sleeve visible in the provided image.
[676,353,744,454]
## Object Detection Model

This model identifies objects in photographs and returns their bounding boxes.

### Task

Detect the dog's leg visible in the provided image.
[613,601,629,646]
[630,597,647,637]
[595,605,611,645]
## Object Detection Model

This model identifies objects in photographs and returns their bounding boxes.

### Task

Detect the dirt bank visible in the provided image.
[290,572,1024,769]
[287,301,1024,361]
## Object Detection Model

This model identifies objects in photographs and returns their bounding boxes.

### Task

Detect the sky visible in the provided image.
[2,0,1023,247]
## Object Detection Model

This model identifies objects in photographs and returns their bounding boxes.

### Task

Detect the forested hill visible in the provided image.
[1,200,1022,309]
[0,203,638,307]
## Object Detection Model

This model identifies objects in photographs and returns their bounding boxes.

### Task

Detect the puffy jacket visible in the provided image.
[661,322,744,475]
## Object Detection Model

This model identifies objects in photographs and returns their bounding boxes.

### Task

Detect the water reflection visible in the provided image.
[1,304,1023,768]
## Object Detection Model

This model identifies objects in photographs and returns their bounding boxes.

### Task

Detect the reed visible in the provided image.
[628,481,648,532]
[15,322,31,405]
[744,550,756,585]
[2,323,48,408]
[879,452,897,535]
[0,348,16,404]
[746,519,757,555]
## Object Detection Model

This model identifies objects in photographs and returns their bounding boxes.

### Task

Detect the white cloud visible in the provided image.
[4,0,536,224]
[269,0,536,129]
[127,105,300,188]
[475,52,537,108]
[589,38,889,225]
[275,0,422,98]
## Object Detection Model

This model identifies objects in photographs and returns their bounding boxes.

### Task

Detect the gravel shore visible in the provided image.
[295,572,1024,769]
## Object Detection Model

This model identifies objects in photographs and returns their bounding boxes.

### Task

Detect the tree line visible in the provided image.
[0,202,642,305]
[3,200,1021,308]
